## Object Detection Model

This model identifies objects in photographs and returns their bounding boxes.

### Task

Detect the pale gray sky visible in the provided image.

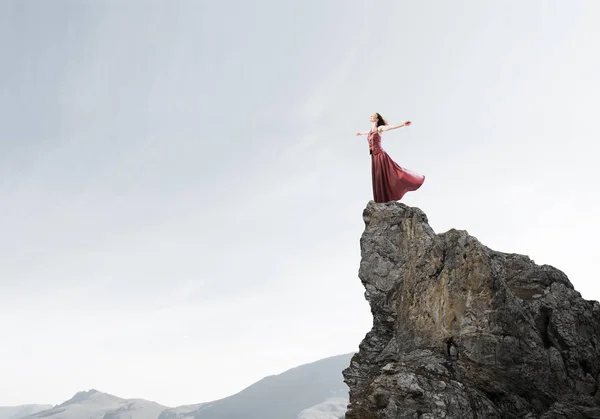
[1,0,599,408]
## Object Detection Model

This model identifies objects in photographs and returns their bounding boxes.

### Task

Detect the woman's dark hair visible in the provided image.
[375,113,387,126]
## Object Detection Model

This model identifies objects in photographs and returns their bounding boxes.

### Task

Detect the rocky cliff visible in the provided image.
[343,202,600,419]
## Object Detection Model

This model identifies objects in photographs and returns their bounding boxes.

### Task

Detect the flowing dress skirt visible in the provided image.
[371,150,425,203]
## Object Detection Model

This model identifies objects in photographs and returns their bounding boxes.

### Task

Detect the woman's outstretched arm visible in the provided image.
[356,130,370,136]
[379,120,412,132]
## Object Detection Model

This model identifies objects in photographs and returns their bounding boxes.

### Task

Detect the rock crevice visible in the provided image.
[343,202,600,419]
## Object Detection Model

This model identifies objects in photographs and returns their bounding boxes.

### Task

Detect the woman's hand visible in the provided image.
[356,132,363,136]
[404,121,412,127]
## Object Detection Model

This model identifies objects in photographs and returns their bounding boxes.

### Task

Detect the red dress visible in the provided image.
[367,127,425,203]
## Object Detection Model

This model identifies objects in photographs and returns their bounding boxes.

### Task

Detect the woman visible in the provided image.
[356,113,425,203]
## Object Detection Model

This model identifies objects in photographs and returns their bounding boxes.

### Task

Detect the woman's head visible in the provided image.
[369,113,387,126]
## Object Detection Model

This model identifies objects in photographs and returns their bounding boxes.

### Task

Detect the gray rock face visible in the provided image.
[343,202,600,419]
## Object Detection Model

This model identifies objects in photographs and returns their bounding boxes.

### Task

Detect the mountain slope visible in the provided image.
[188,353,352,419]
[2,353,352,419]
[0,405,52,419]
[26,389,167,419]
[296,397,348,419]
[158,403,206,419]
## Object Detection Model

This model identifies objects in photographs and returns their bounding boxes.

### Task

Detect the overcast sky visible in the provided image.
[1,0,599,408]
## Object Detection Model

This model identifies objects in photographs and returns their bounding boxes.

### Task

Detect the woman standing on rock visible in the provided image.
[356,113,425,203]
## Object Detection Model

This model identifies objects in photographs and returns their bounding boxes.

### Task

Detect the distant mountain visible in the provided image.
[26,390,167,419]
[181,353,352,419]
[0,405,52,419]
[157,403,207,419]
[296,397,348,419]
[1,353,352,419]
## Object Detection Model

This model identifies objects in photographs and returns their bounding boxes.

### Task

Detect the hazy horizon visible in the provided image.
[1,0,599,408]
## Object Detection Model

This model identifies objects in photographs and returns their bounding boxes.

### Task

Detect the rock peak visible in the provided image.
[58,389,115,407]
[344,201,600,418]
